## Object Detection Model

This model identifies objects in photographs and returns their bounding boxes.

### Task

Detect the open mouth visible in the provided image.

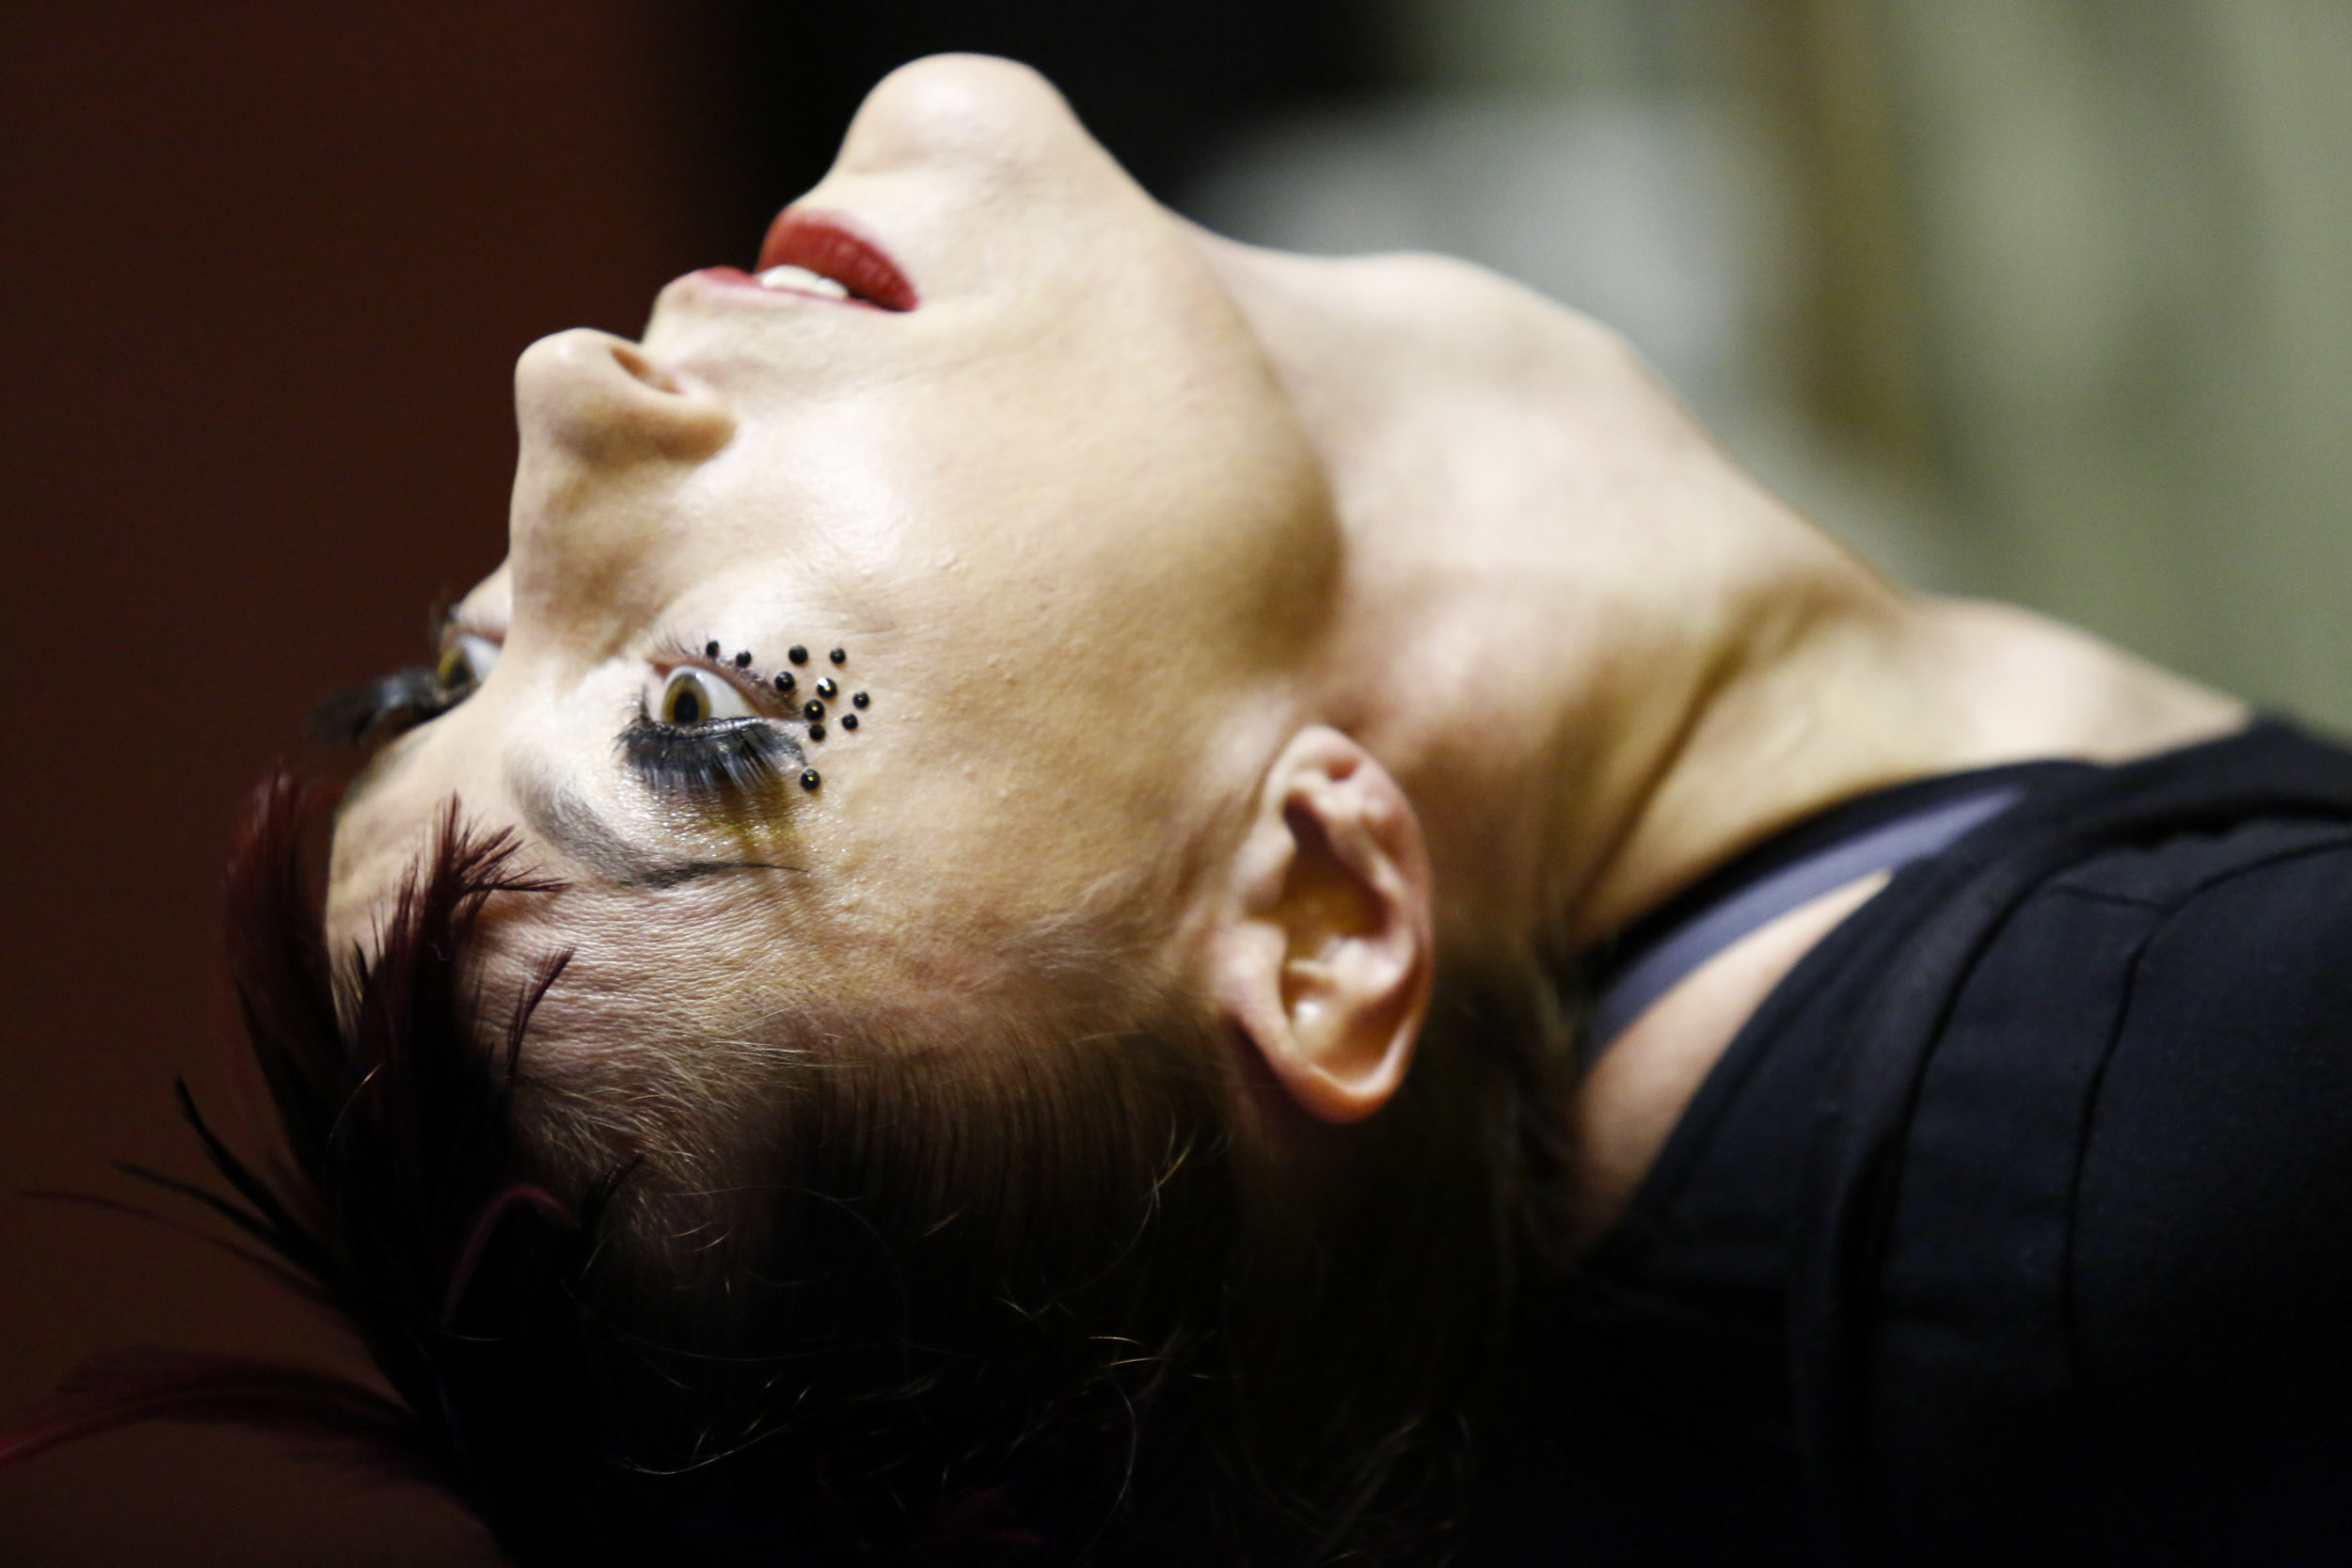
[738,209,919,311]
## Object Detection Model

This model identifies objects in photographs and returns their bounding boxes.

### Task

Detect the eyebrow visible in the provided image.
[510,764,804,891]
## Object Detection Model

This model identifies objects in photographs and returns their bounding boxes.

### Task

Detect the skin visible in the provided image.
[330,55,1340,1044]
[327,55,2247,1235]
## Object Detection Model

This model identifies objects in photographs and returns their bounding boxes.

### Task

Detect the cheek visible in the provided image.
[527,901,812,1066]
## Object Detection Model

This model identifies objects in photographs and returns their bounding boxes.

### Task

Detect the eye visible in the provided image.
[436,632,501,690]
[656,666,754,726]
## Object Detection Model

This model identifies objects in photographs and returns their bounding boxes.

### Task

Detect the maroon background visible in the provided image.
[0,6,741,1560]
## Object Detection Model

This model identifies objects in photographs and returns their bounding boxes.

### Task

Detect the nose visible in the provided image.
[506,327,736,632]
[515,327,734,467]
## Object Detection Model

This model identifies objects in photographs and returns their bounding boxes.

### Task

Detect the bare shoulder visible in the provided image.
[1915,596,2249,768]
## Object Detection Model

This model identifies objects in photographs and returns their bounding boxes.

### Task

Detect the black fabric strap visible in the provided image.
[1582,785,2027,1063]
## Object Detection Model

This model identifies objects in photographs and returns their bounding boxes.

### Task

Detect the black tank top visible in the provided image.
[1471,723,2352,1567]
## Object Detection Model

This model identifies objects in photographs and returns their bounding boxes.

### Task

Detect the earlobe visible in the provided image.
[1210,726,1435,1124]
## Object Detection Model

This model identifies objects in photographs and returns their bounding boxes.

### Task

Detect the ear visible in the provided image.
[1208,726,1435,1124]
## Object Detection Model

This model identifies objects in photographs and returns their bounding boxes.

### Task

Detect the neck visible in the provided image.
[1205,237,2246,1255]
[1206,239,2244,966]
[1367,532,2250,962]
[1343,514,2245,964]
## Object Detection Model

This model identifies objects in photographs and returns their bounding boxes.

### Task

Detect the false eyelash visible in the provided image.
[617,712,800,799]
[310,666,469,747]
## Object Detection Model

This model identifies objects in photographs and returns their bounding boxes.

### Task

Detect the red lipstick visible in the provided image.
[755,209,918,311]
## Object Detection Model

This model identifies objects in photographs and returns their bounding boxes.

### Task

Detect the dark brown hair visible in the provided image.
[1,772,1574,1565]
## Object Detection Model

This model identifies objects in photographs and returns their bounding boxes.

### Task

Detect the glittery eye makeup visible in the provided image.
[618,636,865,800]
[620,642,803,800]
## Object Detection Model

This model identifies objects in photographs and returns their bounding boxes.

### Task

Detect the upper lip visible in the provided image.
[757,209,919,311]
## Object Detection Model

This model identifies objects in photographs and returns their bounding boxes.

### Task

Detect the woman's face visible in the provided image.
[328,56,1337,1007]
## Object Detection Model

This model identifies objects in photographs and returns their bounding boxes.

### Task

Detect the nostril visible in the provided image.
[608,343,682,394]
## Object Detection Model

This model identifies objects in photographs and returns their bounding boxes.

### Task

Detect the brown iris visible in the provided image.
[660,669,712,724]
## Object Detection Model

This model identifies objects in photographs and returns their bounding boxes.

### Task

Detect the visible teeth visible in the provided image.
[755,263,849,299]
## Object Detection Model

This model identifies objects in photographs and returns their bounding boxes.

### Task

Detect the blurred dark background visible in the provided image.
[1,1,2344,1560]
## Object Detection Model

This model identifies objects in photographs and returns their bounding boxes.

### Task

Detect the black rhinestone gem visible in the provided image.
[803,700,825,721]
[787,645,808,665]
[851,691,869,709]
[840,713,858,731]
[774,672,795,693]
[704,641,721,658]
[816,676,838,700]
[808,722,826,742]
[733,650,752,668]
[829,647,847,665]
[799,768,820,791]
